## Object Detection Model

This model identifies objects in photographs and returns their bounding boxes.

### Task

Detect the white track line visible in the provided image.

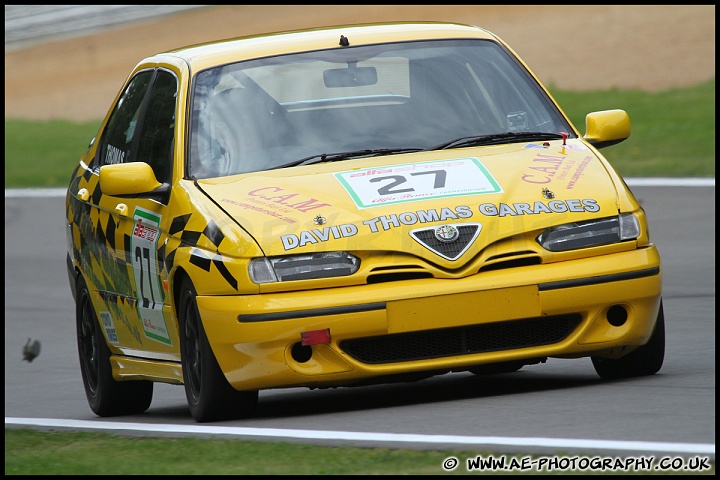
[5,417,715,456]
[4,178,715,199]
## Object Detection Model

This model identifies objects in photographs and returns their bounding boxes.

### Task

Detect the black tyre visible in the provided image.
[178,277,258,422]
[591,300,666,380]
[76,275,153,416]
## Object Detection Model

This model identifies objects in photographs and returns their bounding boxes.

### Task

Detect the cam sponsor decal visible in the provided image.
[334,158,502,209]
[521,153,565,184]
[221,198,297,224]
[247,187,331,212]
[131,207,171,345]
[224,187,331,224]
[522,153,593,189]
[566,156,592,190]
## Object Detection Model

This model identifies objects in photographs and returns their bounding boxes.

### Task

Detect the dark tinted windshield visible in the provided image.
[188,39,572,178]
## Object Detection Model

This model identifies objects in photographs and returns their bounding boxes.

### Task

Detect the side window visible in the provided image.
[135,70,177,184]
[99,70,153,167]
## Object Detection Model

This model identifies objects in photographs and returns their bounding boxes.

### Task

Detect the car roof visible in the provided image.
[146,22,499,72]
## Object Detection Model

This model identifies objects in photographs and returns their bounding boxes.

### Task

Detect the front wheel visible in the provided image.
[591,300,666,380]
[178,277,258,422]
[76,275,153,416]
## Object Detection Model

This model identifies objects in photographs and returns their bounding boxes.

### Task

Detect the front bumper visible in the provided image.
[198,246,662,391]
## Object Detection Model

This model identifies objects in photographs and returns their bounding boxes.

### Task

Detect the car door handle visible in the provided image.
[77,188,89,201]
[115,203,128,217]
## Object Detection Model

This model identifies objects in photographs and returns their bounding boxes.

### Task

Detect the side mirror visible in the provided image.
[583,109,631,149]
[99,162,163,196]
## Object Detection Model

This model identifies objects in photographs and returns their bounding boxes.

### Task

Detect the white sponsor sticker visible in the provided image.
[334,158,502,209]
[131,207,171,345]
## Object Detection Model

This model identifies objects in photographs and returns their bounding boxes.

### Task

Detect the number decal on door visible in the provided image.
[131,207,171,345]
[134,246,157,308]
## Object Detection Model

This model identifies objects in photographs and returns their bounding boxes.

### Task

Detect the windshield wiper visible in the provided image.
[271,147,423,170]
[425,132,566,151]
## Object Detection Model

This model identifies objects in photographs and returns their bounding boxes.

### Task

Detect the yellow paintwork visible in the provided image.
[196,246,660,390]
[99,162,163,195]
[197,140,636,259]
[65,22,662,393]
[584,110,632,146]
[162,23,500,75]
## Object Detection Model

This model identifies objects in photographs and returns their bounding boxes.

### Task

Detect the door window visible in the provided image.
[135,71,177,184]
[99,70,153,167]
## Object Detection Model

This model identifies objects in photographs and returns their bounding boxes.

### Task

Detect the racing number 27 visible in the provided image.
[369,170,447,195]
[135,246,156,308]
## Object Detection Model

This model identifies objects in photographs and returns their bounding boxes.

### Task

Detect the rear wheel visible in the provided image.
[76,275,153,416]
[592,300,666,380]
[178,277,258,422]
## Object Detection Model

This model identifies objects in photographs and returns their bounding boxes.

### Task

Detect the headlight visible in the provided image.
[536,214,640,252]
[249,251,360,283]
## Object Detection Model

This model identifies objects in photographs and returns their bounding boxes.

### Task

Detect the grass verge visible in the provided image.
[5,428,715,475]
[4,80,715,189]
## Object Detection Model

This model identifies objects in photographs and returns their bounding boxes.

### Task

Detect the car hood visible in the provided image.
[197,140,620,264]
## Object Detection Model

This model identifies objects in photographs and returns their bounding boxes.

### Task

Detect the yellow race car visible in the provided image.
[65,22,664,422]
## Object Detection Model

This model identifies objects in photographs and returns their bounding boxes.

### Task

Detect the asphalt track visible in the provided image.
[4,180,715,463]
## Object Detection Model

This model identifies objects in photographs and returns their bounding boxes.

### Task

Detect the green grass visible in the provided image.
[4,119,100,188]
[5,429,714,475]
[550,79,715,177]
[3,79,715,189]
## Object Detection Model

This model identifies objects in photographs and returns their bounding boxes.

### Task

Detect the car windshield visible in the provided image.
[188,39,572,178]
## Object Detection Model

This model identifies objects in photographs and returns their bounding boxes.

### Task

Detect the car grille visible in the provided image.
[339,314,581,364]
[410,224,480,260]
